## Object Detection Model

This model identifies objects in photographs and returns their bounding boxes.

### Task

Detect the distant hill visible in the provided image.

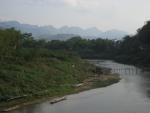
[0,21,128,40]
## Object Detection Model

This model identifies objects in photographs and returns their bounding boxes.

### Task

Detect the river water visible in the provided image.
[9,60,150,113]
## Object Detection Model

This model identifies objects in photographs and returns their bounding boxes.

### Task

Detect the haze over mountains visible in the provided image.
[0,21,128,40]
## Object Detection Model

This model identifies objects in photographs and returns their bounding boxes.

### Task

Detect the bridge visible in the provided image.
[97,62,143,75]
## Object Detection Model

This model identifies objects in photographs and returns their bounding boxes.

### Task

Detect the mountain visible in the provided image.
[0,21,128,40]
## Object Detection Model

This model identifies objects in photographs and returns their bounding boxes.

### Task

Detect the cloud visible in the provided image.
[63,0,100,9]
[24,0,114,11]
[63,0,78,6]
[1,0,150,33]
[24,0,64,6]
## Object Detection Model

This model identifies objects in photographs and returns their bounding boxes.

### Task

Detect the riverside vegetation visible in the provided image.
[0,28,120,111]
[45,21,150,67]
[1,20,150,111]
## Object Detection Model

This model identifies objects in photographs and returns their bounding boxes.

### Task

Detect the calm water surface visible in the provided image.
[9,60,150,113]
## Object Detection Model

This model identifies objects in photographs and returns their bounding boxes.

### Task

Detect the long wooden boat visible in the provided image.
[50,97,67,104]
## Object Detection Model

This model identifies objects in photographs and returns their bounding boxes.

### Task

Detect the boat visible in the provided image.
[50,97,67,104]
[2,105,20,112]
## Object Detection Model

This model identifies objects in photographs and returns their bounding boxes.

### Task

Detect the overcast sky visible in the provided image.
[0,0,150,33]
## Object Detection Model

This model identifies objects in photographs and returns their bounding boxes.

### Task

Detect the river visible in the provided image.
[8,60,150,113]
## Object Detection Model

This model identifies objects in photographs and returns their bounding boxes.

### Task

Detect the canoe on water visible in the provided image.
[50,97,67,104]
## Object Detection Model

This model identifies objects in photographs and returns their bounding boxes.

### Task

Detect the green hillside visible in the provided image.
[0,28,95,108]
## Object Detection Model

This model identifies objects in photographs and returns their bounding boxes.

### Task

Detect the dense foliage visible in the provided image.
[45,37,117,59]
[0,28,95,103]
[0,20,150,105]
[45,21,150,66]
[115,21,150,66]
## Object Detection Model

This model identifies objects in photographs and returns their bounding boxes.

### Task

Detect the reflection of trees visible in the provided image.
[99,61,150,99]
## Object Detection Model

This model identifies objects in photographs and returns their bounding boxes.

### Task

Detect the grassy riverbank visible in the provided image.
[74,74,120,93]
[0,53,94,111]
[0,29,95,111]
[0,60,120,112]
[0,29,120,112]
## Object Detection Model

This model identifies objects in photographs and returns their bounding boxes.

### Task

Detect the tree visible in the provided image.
[0,28,22,57]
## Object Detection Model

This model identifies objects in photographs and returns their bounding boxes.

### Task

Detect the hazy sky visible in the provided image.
[0,0,150,33]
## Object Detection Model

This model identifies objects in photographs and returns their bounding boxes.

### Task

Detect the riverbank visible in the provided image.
[0,64,120,112]
[74,74,120,93]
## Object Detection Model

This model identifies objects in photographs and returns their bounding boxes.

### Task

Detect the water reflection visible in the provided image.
[95,60,150,100]
[9,60,150,113]
[90,60,142,76]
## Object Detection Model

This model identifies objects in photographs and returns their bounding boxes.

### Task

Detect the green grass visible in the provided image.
[93,75,120,88]
[0,51,95,109]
